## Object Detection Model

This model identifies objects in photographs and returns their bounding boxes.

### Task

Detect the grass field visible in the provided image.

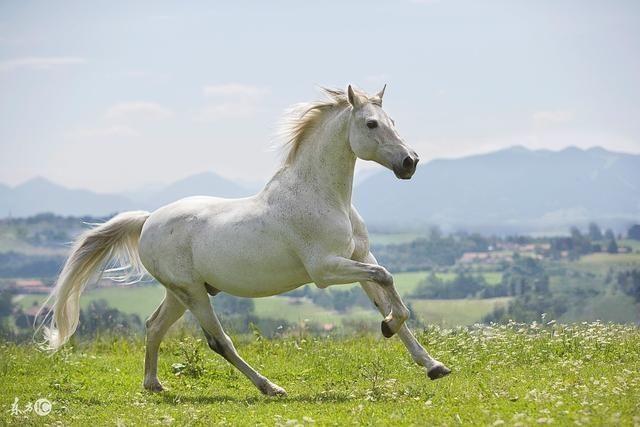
[17,269,507,330]
[18,284,166,319]
[573,252,640,274]
[411,297,511,327]
[368,232,425,245]
[560,293,638,324]
[1,322,638,425]
[620,239,640,252]
[383,270,503,296]
[252,297,378,325]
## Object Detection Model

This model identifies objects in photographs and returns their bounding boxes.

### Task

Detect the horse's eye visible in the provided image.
[366,120,378,129]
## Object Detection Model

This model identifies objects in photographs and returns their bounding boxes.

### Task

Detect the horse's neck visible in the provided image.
[272,108,355,210]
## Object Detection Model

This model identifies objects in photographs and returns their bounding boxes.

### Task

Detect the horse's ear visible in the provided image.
[377,84,387,101]
[372,84,386,106]
[347,85,363,108]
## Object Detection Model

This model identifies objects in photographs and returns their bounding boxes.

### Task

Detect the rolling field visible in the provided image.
[251,295,509,328]
[12,250,638,330]
[17,270,506,329]
[18,284,166,320]
[411,297,511,327]
[620,239,640,252]
[390,271,502,296]
[368,232,426,245]
[1,322,638,425]
[573,252,640,274]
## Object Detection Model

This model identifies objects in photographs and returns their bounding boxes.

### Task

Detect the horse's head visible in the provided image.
[346,85,419,179]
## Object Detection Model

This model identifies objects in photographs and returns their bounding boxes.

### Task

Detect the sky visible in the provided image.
[1,0,639,193]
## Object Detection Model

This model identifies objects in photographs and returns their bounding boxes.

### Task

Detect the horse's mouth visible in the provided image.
[393,168,416,180]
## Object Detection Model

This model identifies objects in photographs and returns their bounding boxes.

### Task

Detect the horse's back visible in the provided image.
[139,195,310,297]
[138,196,234,286]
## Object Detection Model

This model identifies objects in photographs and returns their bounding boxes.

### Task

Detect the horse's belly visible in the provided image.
[193,230,311,298]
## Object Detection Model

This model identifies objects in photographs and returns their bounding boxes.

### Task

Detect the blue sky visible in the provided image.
[1,0,639,193]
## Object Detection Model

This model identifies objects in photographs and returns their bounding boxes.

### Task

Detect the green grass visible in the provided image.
[560,293,638,324]
[0,234,66,256]
[411,297,512,327]
[391,271,432,295]
[17,272,507,330]
[253,297,378,325]
[619,239,640,252]
[18,284,166,319]
[435,271,503,285]
[252,295,509,328]
[392,271,503,296]
[368,232,425,245]
[573,252,640,274]
[1,322,639,425]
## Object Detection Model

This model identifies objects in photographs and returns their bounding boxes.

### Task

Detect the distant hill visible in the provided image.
[0,177,135,217]
[142,171,251,209]
[0,172,252,217]
[353,146,640,232]
[2,147,639,232]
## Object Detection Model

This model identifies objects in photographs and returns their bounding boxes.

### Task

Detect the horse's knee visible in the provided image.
[397,305,410,322]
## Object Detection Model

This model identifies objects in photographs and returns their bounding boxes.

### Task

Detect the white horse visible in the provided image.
[41,85,451,396]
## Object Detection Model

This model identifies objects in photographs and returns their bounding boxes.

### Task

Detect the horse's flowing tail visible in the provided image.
[39,210,150,351]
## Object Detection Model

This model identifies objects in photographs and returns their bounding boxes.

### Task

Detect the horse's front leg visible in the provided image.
[308,256,410,336]
[359,253,451,380]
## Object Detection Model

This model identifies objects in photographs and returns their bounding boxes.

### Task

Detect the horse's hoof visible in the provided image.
[427,364,451,380]
[381,320,395,338]
[260,382,287,397]
[269,386,288,397]
[143,381,165,392]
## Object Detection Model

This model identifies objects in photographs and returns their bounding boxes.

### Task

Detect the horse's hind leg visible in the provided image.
[143,290,186,392]
[180,284,287,396]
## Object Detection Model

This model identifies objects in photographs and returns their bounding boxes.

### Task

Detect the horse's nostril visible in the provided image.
[402,156,415,170]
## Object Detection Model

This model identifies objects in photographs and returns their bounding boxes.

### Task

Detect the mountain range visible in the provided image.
[354,146,640,232]
[1,146,638,232]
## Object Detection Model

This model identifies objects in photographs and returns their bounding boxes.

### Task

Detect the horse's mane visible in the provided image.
[279,87,376,164]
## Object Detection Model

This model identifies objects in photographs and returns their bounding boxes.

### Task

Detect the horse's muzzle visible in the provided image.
[393,155,419,179]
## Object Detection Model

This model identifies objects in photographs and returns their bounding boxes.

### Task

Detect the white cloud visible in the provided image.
[203,83,269,98]
[62,102,173,156]
[197,83,269,121]
[105,102,174,121]
[196,102,260,121]
[0,56,86,72]
[65,125,139,141]
[532,110,575,126]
